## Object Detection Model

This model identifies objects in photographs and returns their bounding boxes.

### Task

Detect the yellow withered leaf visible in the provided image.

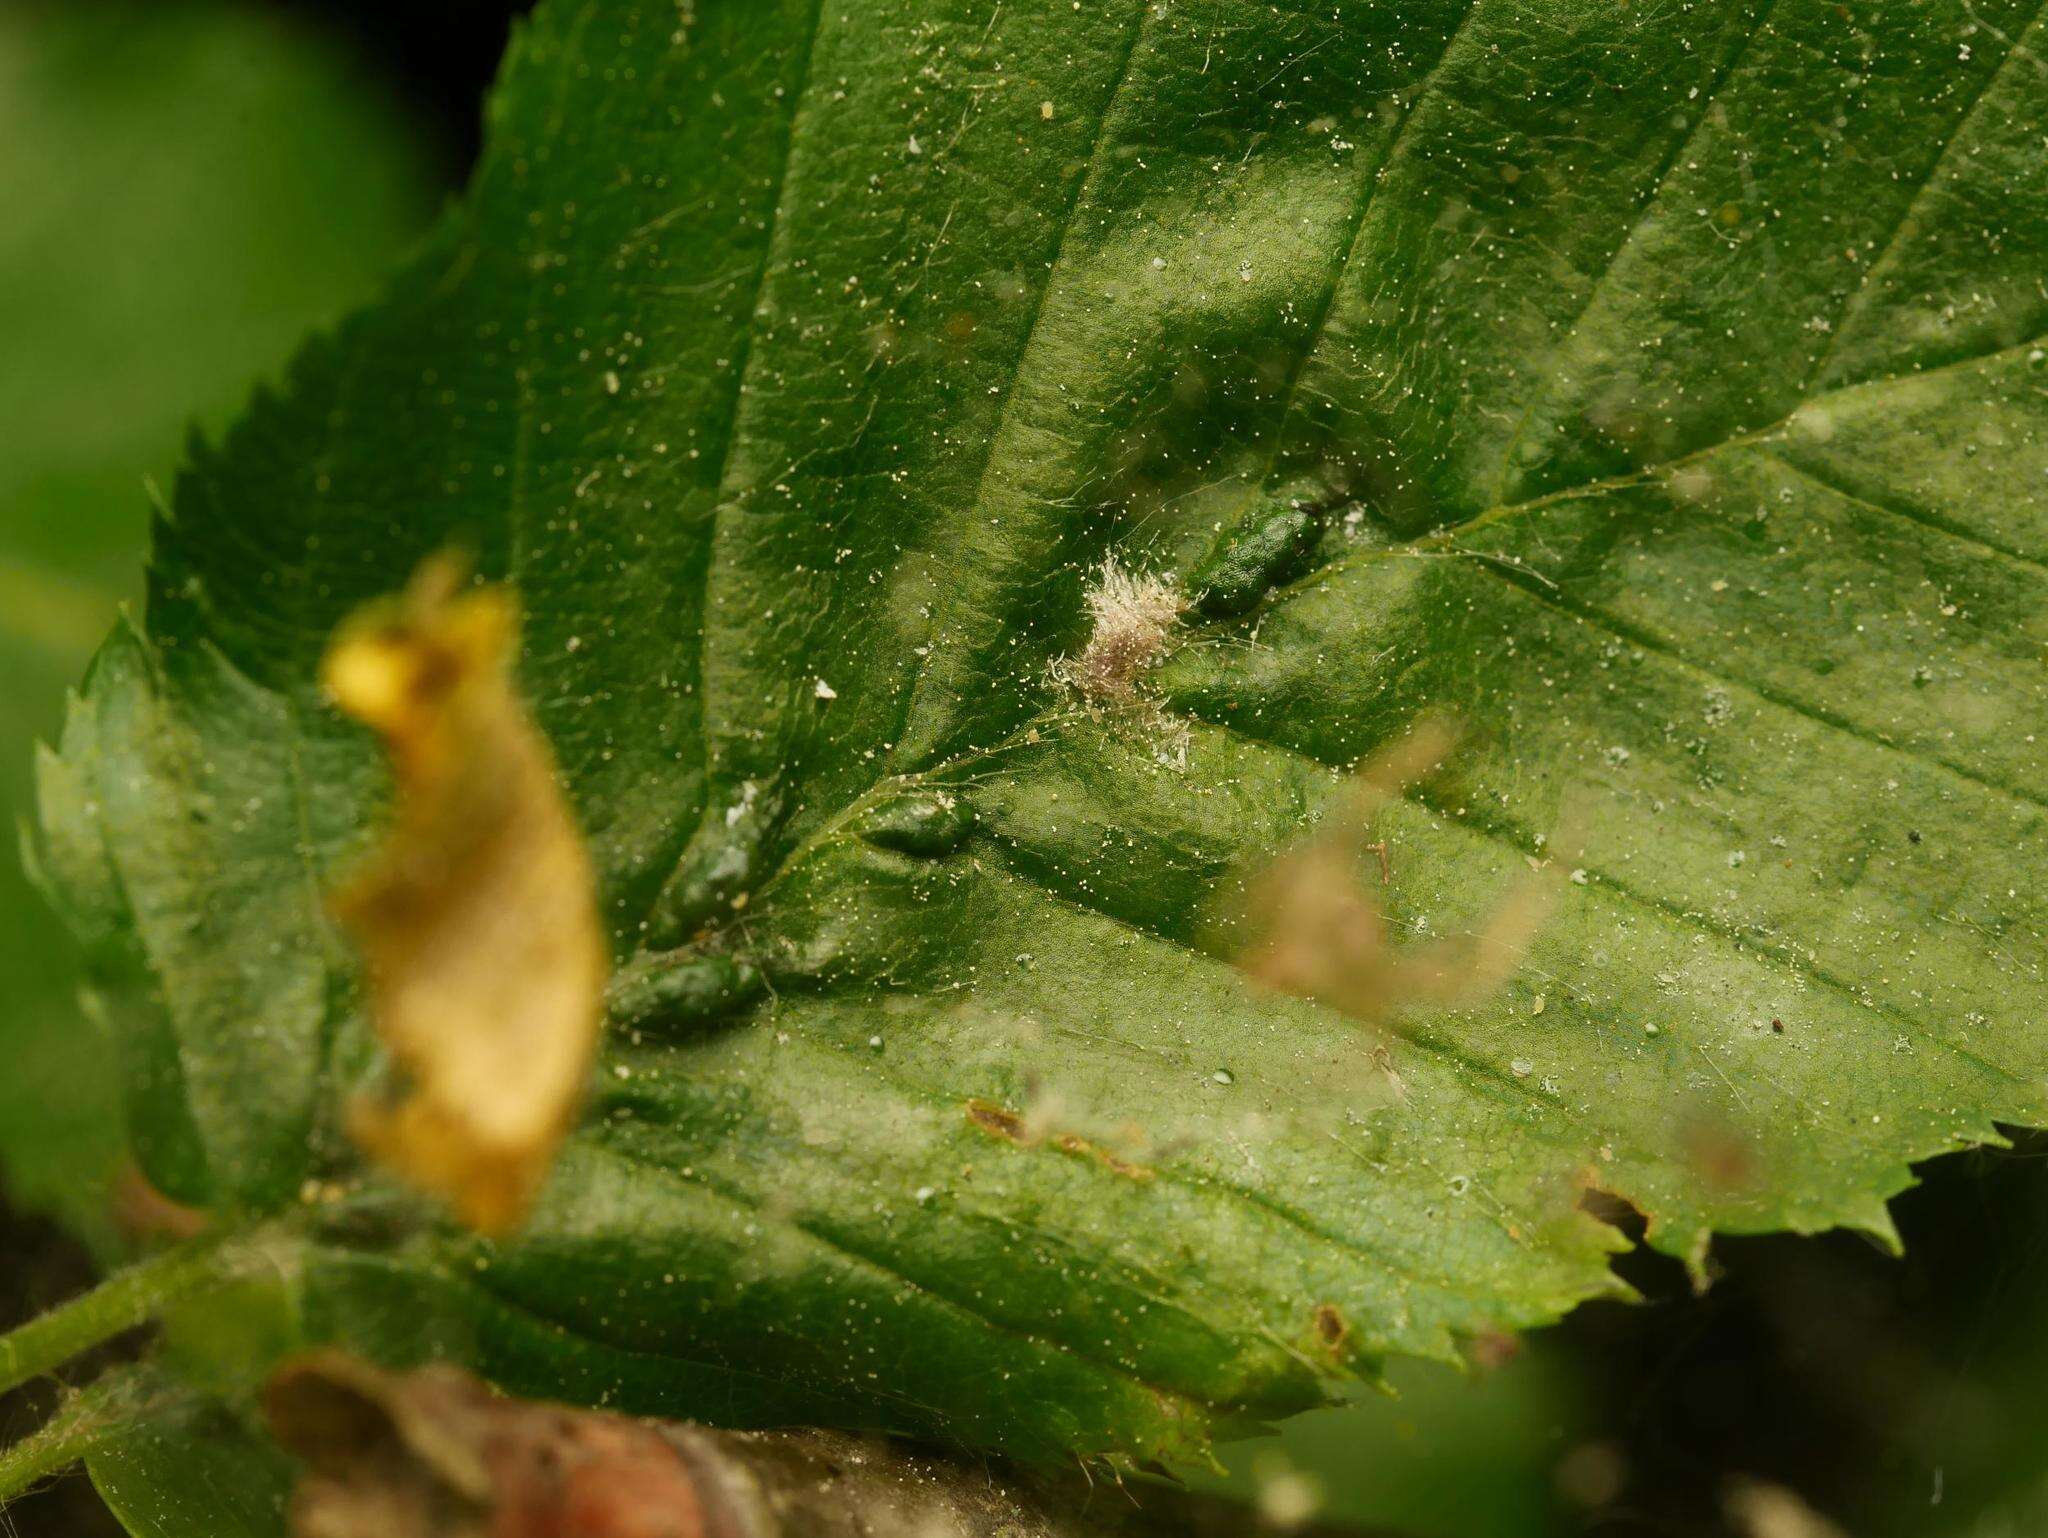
[322,557,606,1235]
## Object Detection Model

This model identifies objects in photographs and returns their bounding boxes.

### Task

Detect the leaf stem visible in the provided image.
[0,1371,137,1504]
[0,1233,227,1400]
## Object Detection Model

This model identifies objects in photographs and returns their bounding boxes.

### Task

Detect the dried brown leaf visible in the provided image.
[261,1355,1366,1538]
[264,1352,729,1538]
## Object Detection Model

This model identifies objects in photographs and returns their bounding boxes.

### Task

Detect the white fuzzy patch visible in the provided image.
[1050,559,1184,704]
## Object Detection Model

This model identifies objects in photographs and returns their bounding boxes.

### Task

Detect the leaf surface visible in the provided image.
[84,1373,293,1538]
[33,0,2048,1467]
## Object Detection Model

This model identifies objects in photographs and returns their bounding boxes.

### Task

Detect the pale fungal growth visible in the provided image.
[1050,558,1185,705]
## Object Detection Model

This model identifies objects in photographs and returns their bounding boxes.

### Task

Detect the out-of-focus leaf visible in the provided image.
[83,1369,292,1538]
[0,0,441,1237]
[31,0,2048,1478]
[1205,1352,1594,1538]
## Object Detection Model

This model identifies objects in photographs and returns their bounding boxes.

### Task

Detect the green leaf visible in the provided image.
[83,1370,293,1538]
[31,0,2048,1471]
[0,0,441,1236]
[0,1360,289,1537]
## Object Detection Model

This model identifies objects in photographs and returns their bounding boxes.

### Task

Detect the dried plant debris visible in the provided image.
[265,1352,730,1538]
[322,556,606,1235]
[1048,559,1193,767]
[1049,559,1185,706]
[1232,722,1555,1024]
[262,1354,1352,1538]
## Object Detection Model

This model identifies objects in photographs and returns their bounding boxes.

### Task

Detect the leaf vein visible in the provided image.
[1765,447,2048,580]
[1804,0,2048,392]
[653,0,829,910]
[1488,0,1787,504]
[1454,540,2048,821]
[574,1139,1223,1416]
[887,0,1157,770]
[1159,697,2039,1108]
[1241,0,1490,501]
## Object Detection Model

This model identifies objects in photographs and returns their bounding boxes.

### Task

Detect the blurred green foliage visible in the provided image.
[1206,1349,1595,1538]
[0,0,443,1240]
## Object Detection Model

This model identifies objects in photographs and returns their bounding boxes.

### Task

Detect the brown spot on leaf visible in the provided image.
[1311,1303,1349,1354]
[967,1101,1153,1180]
[965,1099,1028,1142]
[1683,1117,1758,1193]
[1052,1132,1155,1182]
[1468,1328,1520,1372]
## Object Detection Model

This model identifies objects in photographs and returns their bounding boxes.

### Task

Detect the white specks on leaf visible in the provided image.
[725,780,759,829]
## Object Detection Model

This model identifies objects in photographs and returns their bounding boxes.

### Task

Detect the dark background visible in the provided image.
[272,0,536,170]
